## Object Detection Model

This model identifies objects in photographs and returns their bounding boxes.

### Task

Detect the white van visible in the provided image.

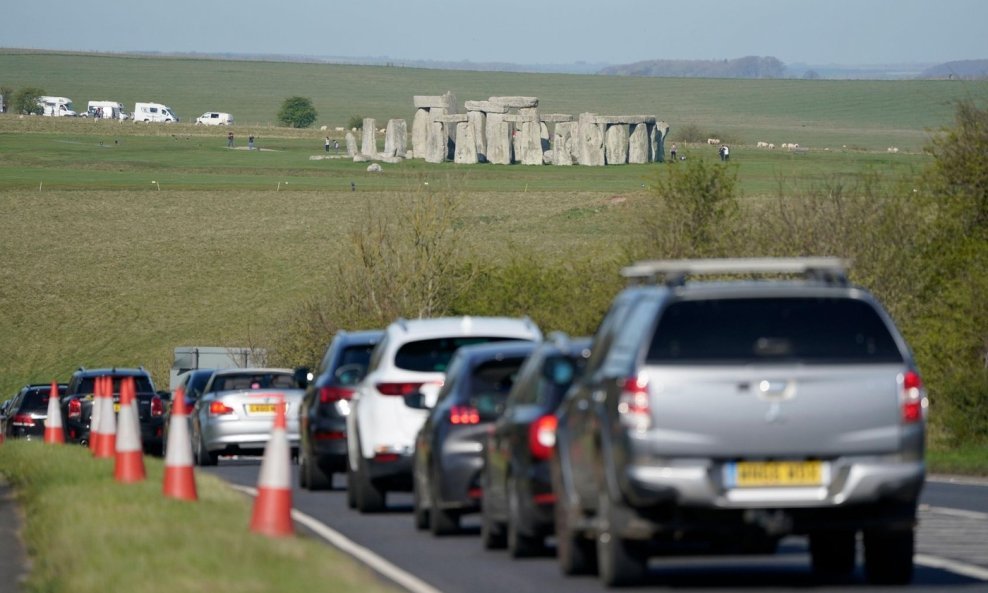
[134,102,179,123]
[38,96,77,117]
[195,112,234,126]
[87,100,129,120]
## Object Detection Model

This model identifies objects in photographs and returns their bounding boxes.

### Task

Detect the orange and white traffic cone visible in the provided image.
[163,387,197,501]
[114,377,146,483]
[94,376,117,459]
[89,376,105,454]
[44,380,65,444]
[249,396,294,537]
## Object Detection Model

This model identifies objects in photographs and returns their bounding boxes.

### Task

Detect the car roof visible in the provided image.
[385,316,541,342]
[452,340,539,364]
[210,367,293,376]
[336,329,385,344]
[72,367,150,377]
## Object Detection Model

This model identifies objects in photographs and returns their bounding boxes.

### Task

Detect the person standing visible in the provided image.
[324,136,331,152]
[227,131,234,148]
[670,143,677,162]
[248,133,255,150]
[723,144,730,161]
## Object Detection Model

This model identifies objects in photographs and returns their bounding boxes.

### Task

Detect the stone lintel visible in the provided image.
[490,96,539,109]
[503,114,539,123]
[464,100,507,113]
[433,114,469,123]
[413,96,447,109]
[541,114,574,123]
[592,115,657,125]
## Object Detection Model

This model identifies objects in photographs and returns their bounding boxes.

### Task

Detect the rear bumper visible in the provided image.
[367,454,414,491]
[308,417,349,471]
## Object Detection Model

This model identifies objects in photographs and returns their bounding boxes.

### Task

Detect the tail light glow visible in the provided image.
[376,382,424,396]
[68,399,82,420]
[528,415,558,460]
[450,405,480,425]
[900,370,927,424]
[618,375,651,431]
[209,401,235,416]
[150,395,164,417]
[12,414,35,427]
[319,386,354,403]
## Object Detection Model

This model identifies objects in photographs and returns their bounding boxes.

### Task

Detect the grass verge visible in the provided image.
[0,440,397,593]
[927,444,988,477]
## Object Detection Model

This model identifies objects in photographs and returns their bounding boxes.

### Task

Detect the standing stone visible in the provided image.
[651,121,670,162]
[467,111,487,162]
[518,120,543,165]
[553,122,576,166]
[384,119,407,157]
[411,109,430,159]
[628,123,649,164]
[454,122,478,164]
[578,113,605,166]
[540,122,550,152]
[345,131,358,157]
[605,124,629,165]
[425,121,447,163]
[485,113,512,165]
[361,118,376,157]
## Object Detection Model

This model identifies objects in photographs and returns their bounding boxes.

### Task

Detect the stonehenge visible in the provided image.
[406,92,668,166]
[338,91,668,166]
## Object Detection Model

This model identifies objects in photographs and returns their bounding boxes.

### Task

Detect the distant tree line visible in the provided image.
[599,56,786,78]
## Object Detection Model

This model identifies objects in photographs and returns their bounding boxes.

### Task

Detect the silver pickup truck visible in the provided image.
[553,258,927,586]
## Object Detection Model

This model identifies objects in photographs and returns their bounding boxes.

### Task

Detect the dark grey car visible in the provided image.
[553,258,927,586]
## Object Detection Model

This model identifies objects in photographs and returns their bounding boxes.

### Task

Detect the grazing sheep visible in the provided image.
[756,141,769,148]
[707,138,721,145]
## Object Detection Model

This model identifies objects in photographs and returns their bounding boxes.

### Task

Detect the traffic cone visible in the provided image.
[163,387,198,501]
[94,376,116,459]
[114,377,146,483]
[89,376,104,454]
[249,396,294,537]
[44,380,65,444]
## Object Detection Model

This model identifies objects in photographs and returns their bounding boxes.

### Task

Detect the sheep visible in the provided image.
[756,141,769,148]
[707,138,721,145]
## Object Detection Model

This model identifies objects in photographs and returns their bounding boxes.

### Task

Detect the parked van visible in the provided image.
[37,96,77,117]
[195,111,234,126]
[87,100,129,120]
[133,102,179,123]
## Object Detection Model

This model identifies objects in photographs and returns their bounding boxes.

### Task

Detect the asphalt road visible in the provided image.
[210,461,988,593]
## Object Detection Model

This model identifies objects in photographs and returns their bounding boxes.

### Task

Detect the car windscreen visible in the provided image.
[646,297,904,365]
[339,344,376,371]
[188,371,215,398]
[212,373,295,391]
[395,337,519,373]
[19,389,53,411]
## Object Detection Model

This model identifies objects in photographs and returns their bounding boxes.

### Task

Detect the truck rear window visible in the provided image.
[646,297,903,364]
[395,337,517,373]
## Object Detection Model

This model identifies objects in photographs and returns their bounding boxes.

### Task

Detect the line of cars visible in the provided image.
[291,257,928,587]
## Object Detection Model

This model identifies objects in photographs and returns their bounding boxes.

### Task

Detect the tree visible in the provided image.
[277,96,317,128]
[13,87,45,115]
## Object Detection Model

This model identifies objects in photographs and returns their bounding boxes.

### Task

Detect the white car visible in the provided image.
[346,316,542,512]
[196,111,234,126]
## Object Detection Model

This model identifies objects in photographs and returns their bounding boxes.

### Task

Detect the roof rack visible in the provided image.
[621,257,849,287]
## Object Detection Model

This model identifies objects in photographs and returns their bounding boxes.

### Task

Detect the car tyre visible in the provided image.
[553,468,597,575]
[298,453,311,488]
[597,489,647,587]
[480,484,506,549]
[864,528,915,585]
[810,530,857,580]
[428,469,459,536]
[345,461,358,509]
[507,476,543,558]
[194,428,217,467]
[354,451,386,513]
[412,477,430,531]
[307,457,334,491]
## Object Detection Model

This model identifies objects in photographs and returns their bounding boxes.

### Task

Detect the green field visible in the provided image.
[0,50,982,404]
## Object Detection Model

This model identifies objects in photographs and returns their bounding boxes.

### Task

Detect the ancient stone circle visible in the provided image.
[343,91,669,166]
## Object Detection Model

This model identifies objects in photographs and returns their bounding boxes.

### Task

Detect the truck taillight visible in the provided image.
[150,395,164,417]
[618,375,651,431]
[900,370,927,424]
[319,386,354,403]
[450,405,480,425]
[209,401,235,416]
[68,399,82,420]
[528,415,558,461]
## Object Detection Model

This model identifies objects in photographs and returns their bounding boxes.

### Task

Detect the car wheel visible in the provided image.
[428,468,459,536]
[354,450,386,513]
[480,483,506,549]
[194,426,217,467]
[412,475,430,530]
[596,488,647,587]
[864,527,915,585]
[507,476,543,558]
[810,530,857,580]
[552,460,597,575]
[307,458,334,491]
[298,453,311,489]
[345,461,357,509]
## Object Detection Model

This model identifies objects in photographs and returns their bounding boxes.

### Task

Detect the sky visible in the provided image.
[3,0,986,67]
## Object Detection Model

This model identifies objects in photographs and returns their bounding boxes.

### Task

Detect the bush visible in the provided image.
[13,86,45,115]
[277,96,318,128]
[347,115,365,131]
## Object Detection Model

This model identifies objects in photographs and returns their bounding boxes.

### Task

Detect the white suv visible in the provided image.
[347,316,541,512]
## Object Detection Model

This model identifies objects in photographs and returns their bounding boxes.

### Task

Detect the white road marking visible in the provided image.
[916,554,988,581]
[230,485,444,593]
[921,504,988,521]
